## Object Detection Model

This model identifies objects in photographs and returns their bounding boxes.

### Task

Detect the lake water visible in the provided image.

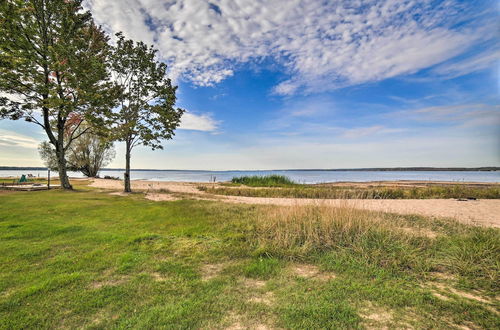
[1,169,499,184]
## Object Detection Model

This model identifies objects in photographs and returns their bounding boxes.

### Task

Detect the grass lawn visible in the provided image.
[0,185,499,329]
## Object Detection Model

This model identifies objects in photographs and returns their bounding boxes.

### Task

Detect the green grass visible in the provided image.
[0,187,498,329]
[230,175,297,187]
[202,184,500,199]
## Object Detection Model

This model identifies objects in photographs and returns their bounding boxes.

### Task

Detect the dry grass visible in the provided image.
[203,184,500,199]
[252,202,406,255]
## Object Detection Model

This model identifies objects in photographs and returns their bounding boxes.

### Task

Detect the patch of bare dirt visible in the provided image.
[90,277,128,289]
[431,283,492,304]
[144,193,181,202]
[289,264,336,281]
[360,302,394,329]
[432,291,452,301]
[248,291,275,306]
[201,263,227,281]
[241,278,267,289]
[0,288,15,299]
[223,312,273,330]
[428,272,456,281]
[150,272,168,282]
[90,310,120,327]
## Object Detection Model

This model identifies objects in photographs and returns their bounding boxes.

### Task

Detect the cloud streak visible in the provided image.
[0,129,39,149]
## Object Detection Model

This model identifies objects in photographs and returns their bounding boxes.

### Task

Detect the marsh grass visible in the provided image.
[230,175,296,187]
[204,184,500,199]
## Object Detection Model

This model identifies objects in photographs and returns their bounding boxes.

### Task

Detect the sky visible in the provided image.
[1,0,499,170]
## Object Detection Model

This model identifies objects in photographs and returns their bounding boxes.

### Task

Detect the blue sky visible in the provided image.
[1,0,499,169]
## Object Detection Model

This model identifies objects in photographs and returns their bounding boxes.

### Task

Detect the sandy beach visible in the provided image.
[89,178,500,228]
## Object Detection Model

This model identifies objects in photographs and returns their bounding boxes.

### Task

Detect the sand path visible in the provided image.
[89,179,500,228]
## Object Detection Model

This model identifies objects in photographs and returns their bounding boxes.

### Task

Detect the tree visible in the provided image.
[0,0,115,189]
[38,114,115,177]
[110,33,184,192]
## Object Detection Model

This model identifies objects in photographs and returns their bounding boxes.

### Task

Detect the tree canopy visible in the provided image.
[110,33,184,192]
[0,0,116,188]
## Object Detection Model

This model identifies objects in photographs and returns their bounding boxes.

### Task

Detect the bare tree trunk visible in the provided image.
[51,122,72,190]
[56,144,72,190]
[124,139,131,193]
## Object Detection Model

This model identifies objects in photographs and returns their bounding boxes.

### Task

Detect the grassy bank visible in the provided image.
[202,184,500,199]
[0,187,498,328]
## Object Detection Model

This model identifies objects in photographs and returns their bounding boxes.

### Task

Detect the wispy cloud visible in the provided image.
[431,48,500,79]
[0,129,39,149]
[409,104,500,127]
[84,0,496,95]
[178,112,220,132]
[341,126,405,139]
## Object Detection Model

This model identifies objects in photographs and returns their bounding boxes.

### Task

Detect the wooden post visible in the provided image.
[47,169,50,190]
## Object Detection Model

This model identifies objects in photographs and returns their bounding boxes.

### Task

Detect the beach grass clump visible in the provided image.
[231,174,296,187]
[250,204,500,292]
[250,204,429,270]
[204,184,500,199]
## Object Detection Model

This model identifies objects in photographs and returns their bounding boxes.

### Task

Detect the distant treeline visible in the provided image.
[1,166,498,172]
[312,167,500,172]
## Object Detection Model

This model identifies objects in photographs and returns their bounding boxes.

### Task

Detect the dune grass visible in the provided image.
[0,186,498,328]
[202,184,500,199]
[230,175,297,187]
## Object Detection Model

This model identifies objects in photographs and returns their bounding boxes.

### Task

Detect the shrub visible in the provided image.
[231,175,296,187]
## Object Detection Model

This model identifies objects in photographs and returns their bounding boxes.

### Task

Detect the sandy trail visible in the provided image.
[89,179,500,228]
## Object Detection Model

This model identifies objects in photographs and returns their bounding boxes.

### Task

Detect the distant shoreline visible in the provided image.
[1,166,499,172]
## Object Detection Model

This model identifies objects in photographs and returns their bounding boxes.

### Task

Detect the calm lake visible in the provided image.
[1,169,499,184]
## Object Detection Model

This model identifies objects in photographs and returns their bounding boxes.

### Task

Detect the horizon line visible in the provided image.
[1,166,499,172]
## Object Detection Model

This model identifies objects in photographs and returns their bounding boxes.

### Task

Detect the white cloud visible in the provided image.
[432,49,500,79]
[84,0,495,95]
[0,129,40,149]
[341,125,404,139]
[409,104,500,127]
[178,112,220,132]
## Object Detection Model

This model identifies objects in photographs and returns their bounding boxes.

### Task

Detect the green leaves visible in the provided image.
[0,0,117,189]
[110,33,185,151]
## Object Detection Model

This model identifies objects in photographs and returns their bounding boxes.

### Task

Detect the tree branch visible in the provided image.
[65,126,91,151]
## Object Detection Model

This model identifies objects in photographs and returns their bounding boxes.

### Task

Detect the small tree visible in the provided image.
[110,33,184,192]
[0,0,115,189]
[66,132,115,178]
[38,115,115,177]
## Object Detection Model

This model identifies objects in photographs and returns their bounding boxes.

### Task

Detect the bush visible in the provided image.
[104,175,120,180]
